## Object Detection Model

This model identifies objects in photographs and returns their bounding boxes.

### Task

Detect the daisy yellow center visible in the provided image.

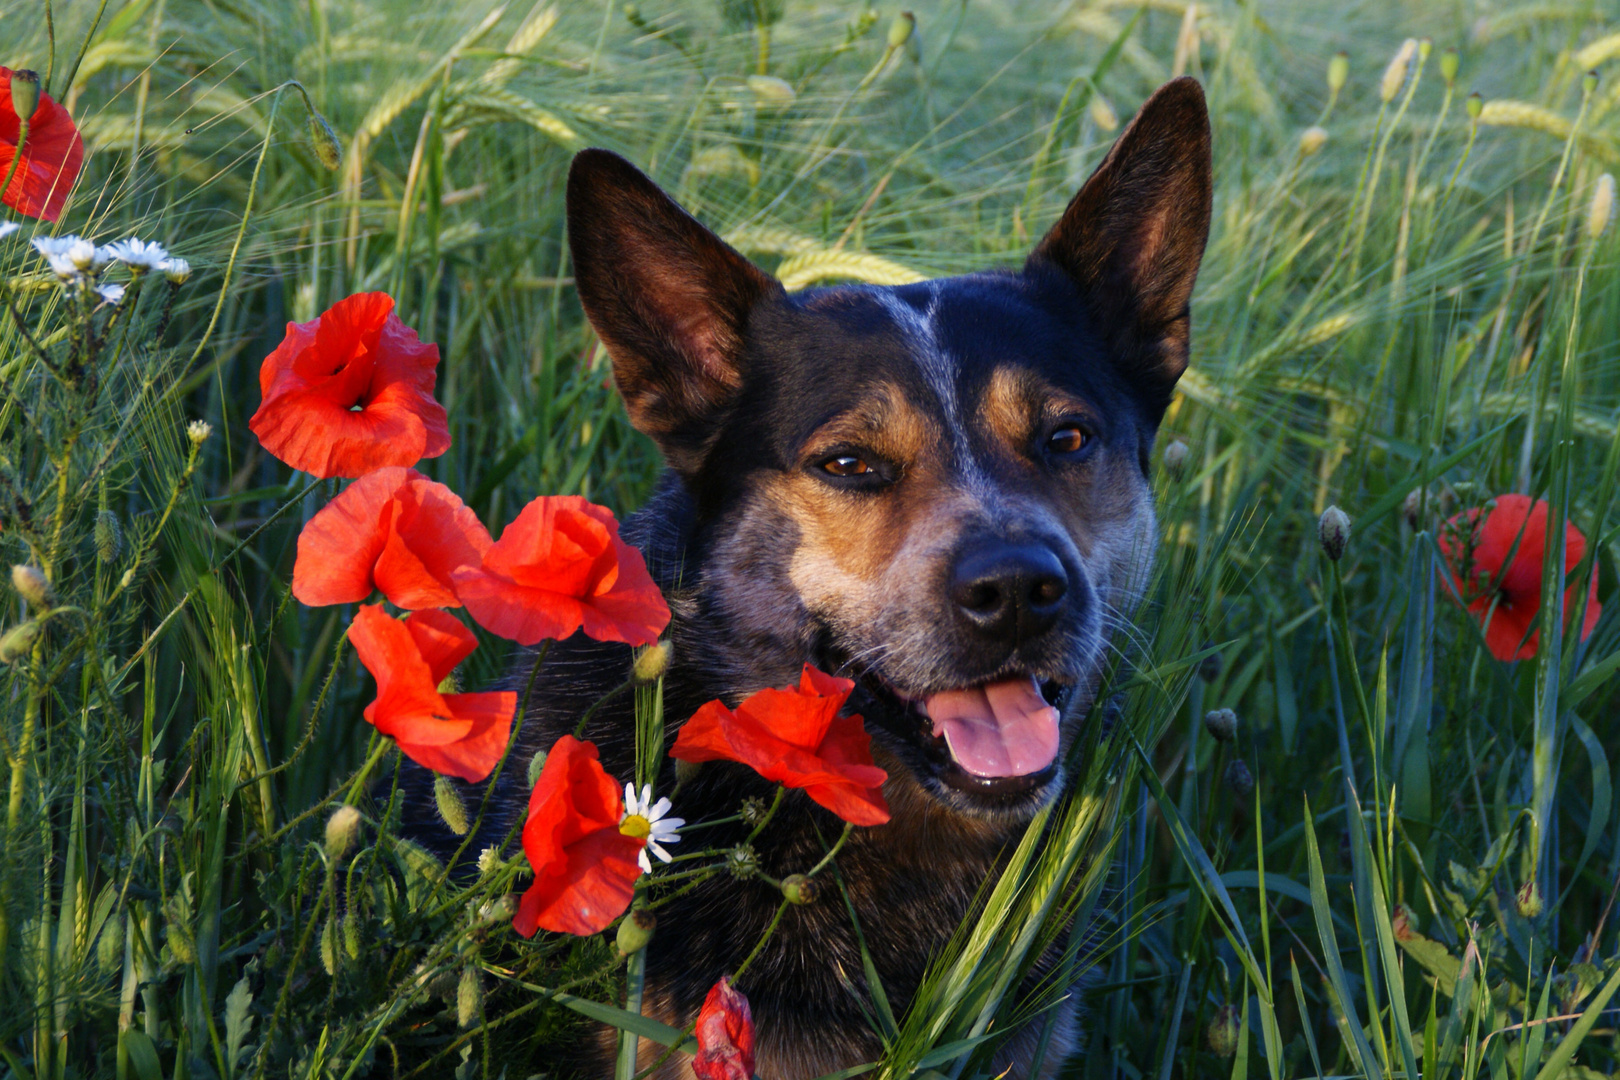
[620,814,651,840]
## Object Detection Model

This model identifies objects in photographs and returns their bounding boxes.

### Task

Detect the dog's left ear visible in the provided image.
[1028,77,1212,414]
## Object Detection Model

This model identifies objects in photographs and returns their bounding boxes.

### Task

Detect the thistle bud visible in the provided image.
[95,509,124,562]
[1319,505,1351,562]
[1440,47,1459,87]
[746,75,796,109]
[325,804,361,860]
[1516,881,1544,920]
[526,749,547,788]
[634,640,672,683]
[1,622,41,664]
[781,874,820,905]
[435,773,471,836]
[456,966,482,1027]
[1203,708,1238,743]
[1466,92,1483,120]
[1088,94,1119,132]
[1588,173,1615,240]
[1326,52,1349,96]
[1299,126,1328,157]
[615,907,657,957]
[11,564,54,608]
[1224,758,1254,797]
[1380,39,1417,103]
[187,420,213,447]
[1207,1003,1241,1057]
[307,111,343,171]
[1162,438,1190,474]
[9,69,40,123]
[887,11,915,50]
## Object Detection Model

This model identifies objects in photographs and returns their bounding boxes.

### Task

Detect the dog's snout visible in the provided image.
[950,543,1069,641]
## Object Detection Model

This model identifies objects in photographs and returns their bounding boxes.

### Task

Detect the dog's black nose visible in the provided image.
[950,544,1068,641]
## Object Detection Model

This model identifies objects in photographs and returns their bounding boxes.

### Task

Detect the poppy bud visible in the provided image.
[344,914,362,958]
[694,977,756,1080]
[616,907,657,957]
[1380,39,1417,104]
[435,773,471,836]
[1319,505,1351,562]
[456,966,482,1027]
[1516,881,1543,919]
[1198,648,1223,683]
[1299,126,1328,157]
[675,758,704,786]
[526,749,547,788]
[0,621,42,664]
[307,110,344,171]
[887,11,915,49]
[1203,708,1238,743]
[1417,38,1432,63]
[780,874,819,905]
[1088,94,1119,132]
[1466,92,1483,120]
[10,69,40,123]
[746,75,796,109]
[1327,52,1349,96]
[1584,69,1600,97]
[11,564,53,608]
[1162,438,1190,474]
[1225,758,1254,797]
[325,804,361,860]
[320,918,338,975]
[1207,1003,1241,1057]
[1588,173,1615,240]
[634,640,672,683]
[1440,47,1459,86]
[727,843,759,880]
[187,420,213,447]
[95,510,123,562]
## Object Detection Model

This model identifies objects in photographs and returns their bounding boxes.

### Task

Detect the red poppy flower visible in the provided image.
[1438,494,1601,662]
[346,606,515,782]
[692,977,756,1080]
[513,735,644,937]
[453,496,670,647]
[1,68,83,222]
[669,665,890,826]
[250,292,449,478]
[293,467,491,609]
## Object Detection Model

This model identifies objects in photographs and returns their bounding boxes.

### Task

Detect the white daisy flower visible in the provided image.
[31,234,82,257]
[95,282,126,306]
[161,256,191,284]
[104,237,171,272]
[620,783,683,873]
[32,235,92,280]
[0,222,19,240]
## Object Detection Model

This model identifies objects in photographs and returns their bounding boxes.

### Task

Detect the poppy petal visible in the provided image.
[1,69,84,222]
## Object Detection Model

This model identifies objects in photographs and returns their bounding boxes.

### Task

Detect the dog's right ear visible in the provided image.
[567,149,783,472]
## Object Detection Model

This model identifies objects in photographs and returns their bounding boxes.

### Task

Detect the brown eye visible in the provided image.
[1047,425,1087,455]
[822,455,871,477]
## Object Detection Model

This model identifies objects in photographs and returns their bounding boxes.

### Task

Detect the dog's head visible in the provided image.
[568,79,1211,821]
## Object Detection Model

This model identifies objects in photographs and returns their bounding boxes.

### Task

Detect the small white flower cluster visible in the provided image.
[27,233,191,304]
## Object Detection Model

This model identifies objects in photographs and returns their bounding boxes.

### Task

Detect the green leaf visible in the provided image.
[550,991,691,1052]
[122,1030,164,1080]
[224,976,255,1078]
[1301,796,1379,1078]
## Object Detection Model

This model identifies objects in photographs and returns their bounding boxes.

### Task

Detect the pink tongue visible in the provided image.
[923,677,1061,778]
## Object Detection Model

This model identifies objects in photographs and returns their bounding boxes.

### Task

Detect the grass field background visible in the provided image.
[4,0,1620,1076]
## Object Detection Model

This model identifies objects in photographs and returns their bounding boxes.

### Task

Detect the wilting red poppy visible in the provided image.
[1,68,83,222]
[250,292,449,478]
[453,496,670,647]
[293,467,491,609]
[346,606,515,782]
[1438,494,1601,662]
[692,977,756,1080]
[669,665,890,826]
[513,736,644,937]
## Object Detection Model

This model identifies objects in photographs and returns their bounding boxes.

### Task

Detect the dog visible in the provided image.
[408,76,1210,1078]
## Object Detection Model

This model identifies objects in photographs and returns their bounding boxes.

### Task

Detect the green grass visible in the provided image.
[4,0,1620,1077]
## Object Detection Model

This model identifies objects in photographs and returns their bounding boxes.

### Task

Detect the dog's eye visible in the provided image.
[1046,425,1087,455]
[821,455,872,477]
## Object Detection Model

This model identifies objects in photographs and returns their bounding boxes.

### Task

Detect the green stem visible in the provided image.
[0,120,28,206]
[576,674,632,738]
[57,0,112,100]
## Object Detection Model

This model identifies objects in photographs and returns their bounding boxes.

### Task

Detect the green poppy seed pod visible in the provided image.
[11,564,53,608]
[1203,708,1238,744]
[1584,70,1600,97]
[1162,438,1190,474]
[615,907,657,957]
[9,69,40,123]
[0,622,41,664]
[1466,91,1483,120]
[1417,38,1432,63]
[1516,881,1544,919]
[1207,1003,1241,1057]
[1326,52,1349,95]
[1440,47,1459,86]
[320,919,338,975]
[1224,758,1254,797]
[675,758,703,787]
[746,75,796,109]
[634,639,672,683]
[95,509,124,562]
[1380,39,1417,103]
[1088,94,1119,132]
[781,873,820,905]
[435,773,471,836]
[526,748,547,788]
[456,966,482,1027]
[1299,126,1328,157]
[887,11,915,50]
[307,111,343,171]
[325,804,361,860]
[727,843,760,879]
[1319,505,1351,562]
[1588,173,1615,240]
[740,795,768,825]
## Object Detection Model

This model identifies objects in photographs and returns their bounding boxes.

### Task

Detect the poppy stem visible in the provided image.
[743,786,786,845]
[343,735,393,806]
[574,675,633,738]
[0,120,30,220]
[805,821,856,877]
[730,897,792,986]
